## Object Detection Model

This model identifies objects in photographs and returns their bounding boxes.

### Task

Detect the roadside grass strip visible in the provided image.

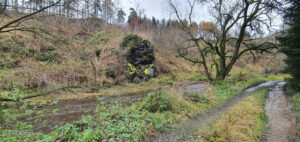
[199,89,268,142]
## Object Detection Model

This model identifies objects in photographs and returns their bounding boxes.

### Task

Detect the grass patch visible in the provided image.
[291,92,300,118]
[290,91,300,141]
[199,89,268,142]
[50,105,176,142]
[194,74,286,115]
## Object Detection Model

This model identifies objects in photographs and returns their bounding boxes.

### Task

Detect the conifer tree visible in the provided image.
[279,0,300,90]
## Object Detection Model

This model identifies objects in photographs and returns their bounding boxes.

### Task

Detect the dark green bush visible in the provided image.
[120,34,143,49]
[34,51,57,62]
[142,90,173,112]
[24,49,57,62]
[0,61,19,69]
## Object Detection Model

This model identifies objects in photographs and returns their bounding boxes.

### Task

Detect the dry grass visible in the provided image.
[198,89,268,142]
[0,13,198,90]
[0,11,286,101]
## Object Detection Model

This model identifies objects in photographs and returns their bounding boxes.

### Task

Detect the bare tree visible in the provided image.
[64,0,76,18]
[117,8,125,25]
[0,0,8,13]
[102,0,114,23]
[169,0,283,80]
[14,0,18,11]
[0,0,61,33]
[93,0,102,18]
[128,8,138,31]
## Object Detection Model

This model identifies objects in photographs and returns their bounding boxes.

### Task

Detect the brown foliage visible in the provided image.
[199,21,218,34]
[189,22,199,36]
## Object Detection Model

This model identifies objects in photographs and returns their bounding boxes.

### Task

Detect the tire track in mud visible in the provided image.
[149,81,286,142]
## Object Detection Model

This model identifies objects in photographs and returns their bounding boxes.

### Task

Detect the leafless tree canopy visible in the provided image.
[0,0,122,35]
[0,0,61,33]
[169,0,285,80]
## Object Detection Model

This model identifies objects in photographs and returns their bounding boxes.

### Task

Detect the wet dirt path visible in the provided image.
[264,82,297,142]
[150,81,286,142]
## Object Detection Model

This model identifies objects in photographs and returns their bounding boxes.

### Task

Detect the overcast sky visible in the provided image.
[117,0,219,22]
[117,0,284,34]
[118,0,169,20]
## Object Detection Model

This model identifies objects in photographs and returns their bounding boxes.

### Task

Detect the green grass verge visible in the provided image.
[199,89,268,142]
[291,92,300,141]
[291,92,300,118]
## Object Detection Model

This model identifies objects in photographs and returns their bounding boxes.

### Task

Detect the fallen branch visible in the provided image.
[0,85,80,102]
[0,98,16,102]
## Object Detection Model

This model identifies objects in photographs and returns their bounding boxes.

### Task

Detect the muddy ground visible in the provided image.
[264,82,297,142]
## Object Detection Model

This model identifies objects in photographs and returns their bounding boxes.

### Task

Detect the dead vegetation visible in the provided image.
[0,12,285,99]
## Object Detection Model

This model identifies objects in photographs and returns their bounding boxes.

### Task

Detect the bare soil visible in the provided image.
[264,82,297,142]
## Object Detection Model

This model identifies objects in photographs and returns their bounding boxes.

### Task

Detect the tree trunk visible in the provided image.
[59,1,62,16]
[67,7,70,18]
[216,56,227,80]
[77,2,79,18]
[87,0,90,18]
[29,2,32,13]
[216,70,227,80]
[22,0,24,12]
[4,0,8,10]
[0,0,8,12]
[203,62,212,81]
[200,50,213,81]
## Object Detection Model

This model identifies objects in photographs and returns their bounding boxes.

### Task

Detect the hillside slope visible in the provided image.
[0,12,285,99]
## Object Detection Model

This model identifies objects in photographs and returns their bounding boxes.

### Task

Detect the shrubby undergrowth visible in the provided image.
[141,89,173,112]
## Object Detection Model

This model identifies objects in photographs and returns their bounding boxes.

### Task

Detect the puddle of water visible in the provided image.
[183,84,208,94]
